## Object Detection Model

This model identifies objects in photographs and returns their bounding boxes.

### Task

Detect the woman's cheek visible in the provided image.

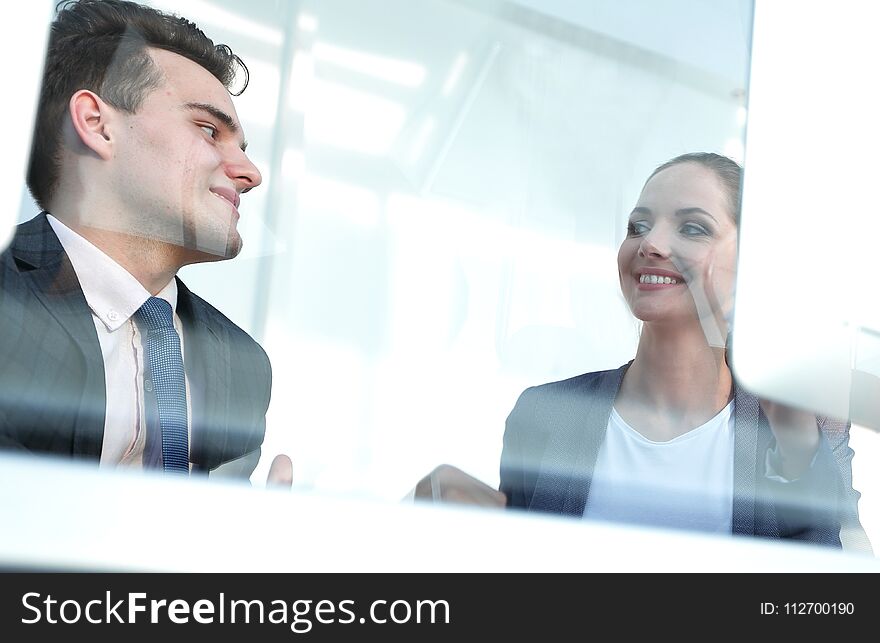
[709,266,737,316]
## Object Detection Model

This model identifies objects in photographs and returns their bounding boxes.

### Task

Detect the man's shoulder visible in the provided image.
[177,282,264,350]
[179,284,237,329]
[1,213,57,271]
[176,281,270,370]
[1,214,67,304]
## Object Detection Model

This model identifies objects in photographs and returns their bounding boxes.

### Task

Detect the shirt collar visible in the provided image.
[47,214,178,331]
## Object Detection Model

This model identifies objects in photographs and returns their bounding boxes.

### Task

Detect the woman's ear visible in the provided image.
[68,90,115,160]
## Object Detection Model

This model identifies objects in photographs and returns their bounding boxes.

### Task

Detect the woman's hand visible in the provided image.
[414,465,507,508]
[758,399,820,480]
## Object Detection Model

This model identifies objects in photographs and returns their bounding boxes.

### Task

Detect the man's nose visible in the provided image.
[226,148,262,193]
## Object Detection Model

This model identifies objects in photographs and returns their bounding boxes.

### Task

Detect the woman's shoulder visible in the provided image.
[505,363,629,444]
[512,362,631,413]
[526,362,630,396]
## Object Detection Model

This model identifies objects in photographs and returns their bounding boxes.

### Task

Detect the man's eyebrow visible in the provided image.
[630,207,651,217]
[183,102,248,151]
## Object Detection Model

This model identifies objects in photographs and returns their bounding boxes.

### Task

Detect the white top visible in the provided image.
[47,215,190,469]
[583,401,735,534]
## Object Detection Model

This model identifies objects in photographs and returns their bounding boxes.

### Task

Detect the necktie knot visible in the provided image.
[135,297,174,332]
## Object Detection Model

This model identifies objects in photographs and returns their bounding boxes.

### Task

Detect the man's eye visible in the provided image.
[628,221,650,236]
[199,124,217,139]
[680,222,710,236]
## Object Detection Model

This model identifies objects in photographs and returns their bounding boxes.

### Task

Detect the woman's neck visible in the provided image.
[616,320,732,440]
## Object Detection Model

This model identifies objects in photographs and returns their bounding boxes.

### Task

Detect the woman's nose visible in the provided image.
[638,228,671,258]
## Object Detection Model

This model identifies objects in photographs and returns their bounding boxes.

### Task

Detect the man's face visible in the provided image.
[109,48,261,261]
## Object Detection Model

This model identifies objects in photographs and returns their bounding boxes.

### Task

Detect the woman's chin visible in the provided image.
[631,305,698,325]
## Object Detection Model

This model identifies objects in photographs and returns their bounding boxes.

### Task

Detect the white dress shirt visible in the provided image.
[47,214,191,469]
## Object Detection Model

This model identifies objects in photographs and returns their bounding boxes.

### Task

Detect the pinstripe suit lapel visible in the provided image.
[12,214,106,457]
[530,365,628,516]
[176,279,230,472]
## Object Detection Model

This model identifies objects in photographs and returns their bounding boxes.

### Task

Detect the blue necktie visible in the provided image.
[134,297,189,474]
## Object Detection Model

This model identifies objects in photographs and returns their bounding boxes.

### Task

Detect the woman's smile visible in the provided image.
[636,268,685,290]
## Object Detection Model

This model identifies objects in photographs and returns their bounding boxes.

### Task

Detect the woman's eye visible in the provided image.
[199,124,217,139]
[680,222,710,236]
[628,221,650,236]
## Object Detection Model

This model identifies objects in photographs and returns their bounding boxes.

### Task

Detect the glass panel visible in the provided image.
[11,0,875,559]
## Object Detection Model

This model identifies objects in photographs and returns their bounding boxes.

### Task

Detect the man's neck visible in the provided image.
[51,214,181,296]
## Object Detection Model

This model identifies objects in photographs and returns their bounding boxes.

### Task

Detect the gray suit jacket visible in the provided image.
[500,364,867,548]
[0,213,271,473]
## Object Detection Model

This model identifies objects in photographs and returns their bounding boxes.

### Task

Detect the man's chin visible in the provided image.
[224,231,243,259]
[182,233,243,263]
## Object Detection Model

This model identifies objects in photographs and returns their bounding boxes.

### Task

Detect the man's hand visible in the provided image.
[266,453,293,488]
[414,464,506,508]
[759,398,820,479]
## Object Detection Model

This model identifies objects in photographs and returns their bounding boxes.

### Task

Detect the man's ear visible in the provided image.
[68,90,116,160]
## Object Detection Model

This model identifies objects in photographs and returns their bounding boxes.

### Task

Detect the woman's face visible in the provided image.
[617,162,738,327]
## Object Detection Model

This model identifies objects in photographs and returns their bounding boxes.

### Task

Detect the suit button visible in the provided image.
[145,380,154,392]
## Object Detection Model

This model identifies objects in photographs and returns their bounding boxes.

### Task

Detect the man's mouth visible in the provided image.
[209,187,240,209]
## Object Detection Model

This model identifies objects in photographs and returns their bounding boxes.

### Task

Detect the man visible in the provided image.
[0,0,290,483]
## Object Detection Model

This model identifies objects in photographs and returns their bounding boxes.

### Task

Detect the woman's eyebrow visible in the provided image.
[630,206,718,223]
[675,207,717,223]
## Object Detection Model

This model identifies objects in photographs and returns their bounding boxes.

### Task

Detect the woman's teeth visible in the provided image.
[640,274,678,284]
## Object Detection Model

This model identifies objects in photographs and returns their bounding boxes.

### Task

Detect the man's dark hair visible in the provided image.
[27,0,249,209]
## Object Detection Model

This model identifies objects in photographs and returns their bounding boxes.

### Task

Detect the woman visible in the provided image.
[418,152,866,548]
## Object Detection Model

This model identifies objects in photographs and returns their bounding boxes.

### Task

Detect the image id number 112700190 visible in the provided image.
[761,603,854,615]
